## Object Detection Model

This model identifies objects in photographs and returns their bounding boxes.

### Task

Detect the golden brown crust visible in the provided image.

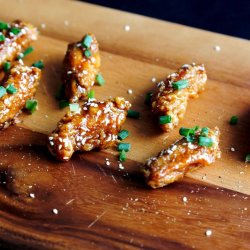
[62,33,101,103]
[143,127,221,188]
[151,63,207,132]
[48,97,131,161]
[0,20,38,68]
[0,63,41,129]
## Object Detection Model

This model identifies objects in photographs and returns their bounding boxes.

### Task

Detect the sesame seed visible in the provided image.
[151,77,157,83]
[40,23,46,29]
[182,197,188,203]
[52,208,58,215]
[213,45,221,52]
[230,147,235,152]
[124,25,130,32]
[127,89,133,95]
[29,193,35,198]
[205,229,212,237]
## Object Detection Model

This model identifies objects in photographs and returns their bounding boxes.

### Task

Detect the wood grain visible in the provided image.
[0,0,249,249]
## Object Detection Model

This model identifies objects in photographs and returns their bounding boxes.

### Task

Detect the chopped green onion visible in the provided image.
[186,135,195,143]
[145,92,153,105]
[32,60,44,69]
[10,27,21,35]
[3,62,11,72]
[17,46,34,59]
[230,115,238,125]
[88,89,95,99]
[0,86,6,98]
[119,150,126,162]
[159,115,171,124]
[198,136,213,147]
[245,154,250,163]
[55,85,64,100]
[59,100,69,109]
[25,99,38,113]
[69,103,80,112]
[6,84,17,94]
[118,143,131,152]
[0,21,8,30]
[127,110,140,119]
[201,127,209,137]
[95,73,105,86]
[0,34,5,42]
[84,49,92,58]
[172,79,189,90]
[118,130,129,140]
[82,35,93,48]
[179,127,192,137]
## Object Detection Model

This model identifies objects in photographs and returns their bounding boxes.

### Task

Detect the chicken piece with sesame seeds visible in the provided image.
[151,63,207,132]
[0,20,38,68]
[48,97,131,161]
[62,33,101,103]
[0,63,41,129]
[143,127,221,188]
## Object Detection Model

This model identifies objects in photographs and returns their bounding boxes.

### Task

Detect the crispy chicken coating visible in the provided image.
[151,63,207,132]
[62,33,101,103]
[0,20,38,68]
[48,97,131,161]
[0,63,41,129]
[143,127,221,188]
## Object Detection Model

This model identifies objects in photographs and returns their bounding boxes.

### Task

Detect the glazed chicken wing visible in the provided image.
[143,127,221,188]
[0,63,41,129]
[48,97,131,161]
[151,63,207,132]
[62,33,101,103]
[0,20,38,68]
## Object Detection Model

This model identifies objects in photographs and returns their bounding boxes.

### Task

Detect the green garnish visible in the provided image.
[145,92,153,105]
[88,89,95,99]
[198,136,214,147]
[32,60,44,69]
[25,99,38,113]
[82,35,93,48]
[6,84,17,94]
[0,21,8,30]
[127,110,140,119]
[172,79,189,90]
[3,62,11,72]
[119,150,126,162]
[118,130,129,140]
[201,127,209,137]
[17,46,34,59]
[84,49,92,58]
[10,27,21,35]
[0,86,6,98]
[118,143,131,152]
[69,103,80,112]
[95,73,105,86]
[59,100,69,109]
[245,154,250,163]
[0,34,5,42]
[179,127,192,137]
[230,115,238,125]
[159,115,171,124]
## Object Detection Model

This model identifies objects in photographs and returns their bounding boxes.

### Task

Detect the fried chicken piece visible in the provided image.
[62,33,101,103]
[0,63,41,129]
[0,20,38,68]
[143,127,221,188]
[48,97,131,161]
[151,63,207,132]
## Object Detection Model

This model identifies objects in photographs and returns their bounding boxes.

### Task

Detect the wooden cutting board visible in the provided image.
[0,0,249,249]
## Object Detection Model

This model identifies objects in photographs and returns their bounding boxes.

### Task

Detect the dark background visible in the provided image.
[81,0,250,40]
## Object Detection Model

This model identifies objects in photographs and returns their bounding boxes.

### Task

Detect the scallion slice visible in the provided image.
[6,84,17,94]
[0,86,6,98]
[0,21,8,30]
[82,35,93,48]
[145,92,153,105]
[118,143,131,152]
[201,127,209,137]
[0,34,5,42]
[198,136,213,147]
[172,79,189,90]
[59,100,69,109]
[230,115,238,125]
[84,49,92,58]
[25,99,38,113]
[32,60,44,69]
[96,73,105,86]
[119,150,126,162]
[10,27,21,35]
[17,46,34,59]
[127,110,140,119]
[69,103,80,112]
[88,89,95,99]
[118,130,129,140]
[3,62,11,72]
[159,115,171,124]
[245,154,250,163]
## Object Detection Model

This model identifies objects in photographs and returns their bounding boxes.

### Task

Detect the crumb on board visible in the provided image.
[205,229,212,237]
[151,77,156,83]
[230,147,235,152]
[213,45,221,52]
[52,208,58,215]
[40,23,46,29]
[29,193,35,198]
[64,20,69,26]
[127,89,133,95]
[124,25,130,32]
[182,196,188,203]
